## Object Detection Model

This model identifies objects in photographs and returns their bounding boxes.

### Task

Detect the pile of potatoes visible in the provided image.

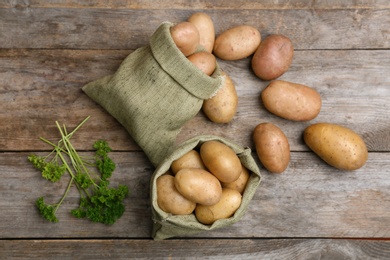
[157,140,251,224]
[169,12,368,173]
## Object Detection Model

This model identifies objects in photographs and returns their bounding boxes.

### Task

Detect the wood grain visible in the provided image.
[1,151,389,239]
[1,8,390,49]
[1,238,390,260]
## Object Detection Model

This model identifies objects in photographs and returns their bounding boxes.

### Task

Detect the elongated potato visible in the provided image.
[170,22,200,56]
[157,175,196,215]
[188,12,215,53]
[195,188,242,225]
[304,123,368,170]
[213,25,261,60]
[261,80,322,121]
[202,71,238,123]
[174,168,222,206]
[253,123,290,173]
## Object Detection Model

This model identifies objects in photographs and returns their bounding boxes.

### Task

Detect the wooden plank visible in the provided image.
[1,49,389,152]
[1,151,389,238]
[2,0,390,9]
[1,8,390,49]
[1,238,390,259]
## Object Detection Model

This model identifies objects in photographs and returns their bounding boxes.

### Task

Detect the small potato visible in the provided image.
[174,168,222,206]
[202,71,238,123]
[304,123,368,170]
[213,25,261,60]
[251,34,294,80]
[188,12,215,53]
[171,149,207,174]
[253,123,290,173]
[170,22,200,56]
[195,188,242,225]
[187,51,216,76]
[222,165,250,194]
[261,80,322,121]
[157,175,196,215]
[200,140,242,183]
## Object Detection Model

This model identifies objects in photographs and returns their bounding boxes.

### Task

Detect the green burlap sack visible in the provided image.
[151,135,261,240]
[82,21,223,167]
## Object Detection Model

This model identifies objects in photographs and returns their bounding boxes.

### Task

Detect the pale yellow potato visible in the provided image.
[261,80,322,121]
[170,21,200,57]
[174,168,222,206]
[304,123,368,170]
[213,25,261,60]
[188,12,215,53]
[171,149,207,174]
[251,34,294,80]
[195,188,242,225]
[222,165,250,194]
[200,140,242,183]
[253,123,290,173]
[202,71,238,123]
[156,175,196,215]
[187,51,216,76]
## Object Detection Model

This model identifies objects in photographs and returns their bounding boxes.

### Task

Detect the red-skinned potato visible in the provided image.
[170,22,200,57]
[251,34,294,80]
[253,123,290,173]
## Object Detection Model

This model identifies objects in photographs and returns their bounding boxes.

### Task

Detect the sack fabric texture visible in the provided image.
[82,22,261,240]
[151,135,261,240]
[82,21,223,167]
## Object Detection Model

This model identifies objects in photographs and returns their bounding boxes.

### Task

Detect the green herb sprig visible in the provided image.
[28,116,128,225]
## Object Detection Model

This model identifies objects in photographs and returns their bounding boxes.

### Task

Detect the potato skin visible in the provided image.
[171,150,207,175]
[303,123,368,170]
[261,80,322,121]
[195,188,242,225]
[157,175,196,215]
[251,34,294,80]
[174,168,222,206]
[221,165,250,194]
[253,123,290,173]
[188,12,215,53]
[213,25,261,60]
[200,140,242,183]
[202,71,238,123]
[170,22,200,56]
[187,51,216,76]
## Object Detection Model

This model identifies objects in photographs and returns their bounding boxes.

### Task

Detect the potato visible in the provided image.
[304,123,368,170]
[156,175,196,215]
[200,140,242,183]
[213,25,261,61]
[187,51,216,76]
[170,21,200,56]
[253,123,290,173]
[195,188,242,225]
[222,165,250,194]
[171,149,207,174]
[174,168,222,206]
[188,12,215,53]
[202,71,238,123]
[261,80,322,121]
[251,34,294,80]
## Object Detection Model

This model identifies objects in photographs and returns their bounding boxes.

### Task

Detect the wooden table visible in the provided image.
[1,1,390,259]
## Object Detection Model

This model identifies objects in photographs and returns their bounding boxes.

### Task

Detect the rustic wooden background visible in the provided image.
[1,0,390,259]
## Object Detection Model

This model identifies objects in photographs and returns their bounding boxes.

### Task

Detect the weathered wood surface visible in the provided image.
[1,0,390,259]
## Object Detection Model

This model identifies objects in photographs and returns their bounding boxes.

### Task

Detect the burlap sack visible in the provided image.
[82,22,223,167]
[82,21,261,239]
[151,135,261,240]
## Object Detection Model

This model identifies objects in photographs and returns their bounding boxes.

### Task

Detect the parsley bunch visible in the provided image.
[28,116,129,225]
